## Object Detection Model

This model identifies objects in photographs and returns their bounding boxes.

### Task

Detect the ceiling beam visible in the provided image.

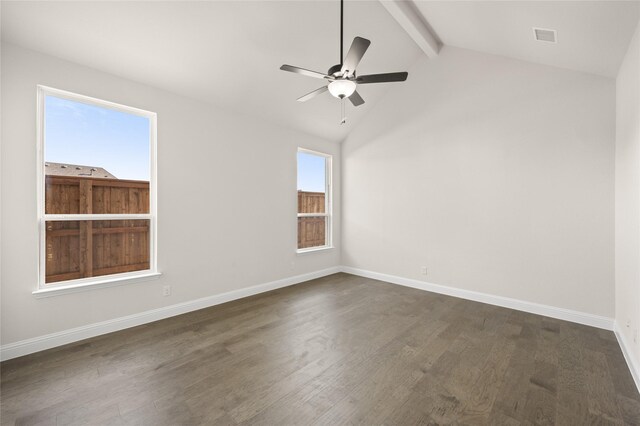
[379,0,440,58]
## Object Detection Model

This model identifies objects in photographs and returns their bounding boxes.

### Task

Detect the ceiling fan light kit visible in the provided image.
[328,79,357,98]
[280,0,409,121]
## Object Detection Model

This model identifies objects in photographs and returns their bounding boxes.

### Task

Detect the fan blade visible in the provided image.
[280,64,329,80]
[341,37,371,76]
[348,90,365,107]
[297,86,328,102]
[356,72,408,84]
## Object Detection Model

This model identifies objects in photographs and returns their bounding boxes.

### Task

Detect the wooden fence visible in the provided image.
[298,191,325,214]
[298,191,326,249]
[45,182,327,282]
[45,175,150,283]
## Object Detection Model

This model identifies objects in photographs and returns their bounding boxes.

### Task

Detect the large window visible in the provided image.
[37,86,157,292]
[297,148,332,251]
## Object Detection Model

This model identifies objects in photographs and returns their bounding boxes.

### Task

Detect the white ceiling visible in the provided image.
[0,1,421,142]
[2,1,639,142]
[413,0,640,78]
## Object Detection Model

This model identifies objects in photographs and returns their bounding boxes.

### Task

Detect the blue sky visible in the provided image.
[297,152,326,193]
[46,95,325,189]
[45,95,150,181]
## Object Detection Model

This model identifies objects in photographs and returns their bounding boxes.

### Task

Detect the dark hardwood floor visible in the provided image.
[1,273,639,425]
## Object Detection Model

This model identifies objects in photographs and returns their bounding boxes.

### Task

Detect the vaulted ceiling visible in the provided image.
[413,1,639,78]
[1,1,422,142]
[2,1,638,142]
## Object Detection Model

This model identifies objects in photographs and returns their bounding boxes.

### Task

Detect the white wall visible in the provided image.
[615,21,640,367]
[342,46,616,318]
[0,43,341,346]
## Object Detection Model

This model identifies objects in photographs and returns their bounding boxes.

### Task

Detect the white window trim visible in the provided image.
[296,148,333,253]
[35,85,159,295]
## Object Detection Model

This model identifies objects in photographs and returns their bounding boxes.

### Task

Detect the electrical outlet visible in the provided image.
[162,285,171,297]
[421,266,428,276]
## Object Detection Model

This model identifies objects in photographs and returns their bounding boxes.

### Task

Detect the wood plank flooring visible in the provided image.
[1,273,639,425]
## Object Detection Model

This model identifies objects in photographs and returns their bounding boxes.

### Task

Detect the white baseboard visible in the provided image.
[0,265,620,364]
[340,266,615,331]
[0,267,341,361]
[614,322,640,393]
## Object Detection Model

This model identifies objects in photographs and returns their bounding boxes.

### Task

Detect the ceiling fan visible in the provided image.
[280,0,408,110]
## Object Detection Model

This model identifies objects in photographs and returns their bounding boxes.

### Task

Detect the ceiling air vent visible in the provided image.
[533,28,557,43]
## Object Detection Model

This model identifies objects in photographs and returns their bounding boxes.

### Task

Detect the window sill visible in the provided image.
[296,246,335,255]
[32,271,162,298]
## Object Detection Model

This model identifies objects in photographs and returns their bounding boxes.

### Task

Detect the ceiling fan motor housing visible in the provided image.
[328,64,354,78]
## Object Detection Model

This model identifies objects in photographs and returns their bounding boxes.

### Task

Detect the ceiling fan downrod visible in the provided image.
[340,0,344,65]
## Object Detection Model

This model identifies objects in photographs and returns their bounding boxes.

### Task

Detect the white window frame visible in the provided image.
[296,148,333,253]
[34,85,159,297]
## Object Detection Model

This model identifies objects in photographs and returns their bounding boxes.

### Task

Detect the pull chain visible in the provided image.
[340,98,346,124]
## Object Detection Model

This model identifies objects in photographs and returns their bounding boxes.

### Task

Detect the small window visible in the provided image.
[297,148,332,251]
[37,86,157,290]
